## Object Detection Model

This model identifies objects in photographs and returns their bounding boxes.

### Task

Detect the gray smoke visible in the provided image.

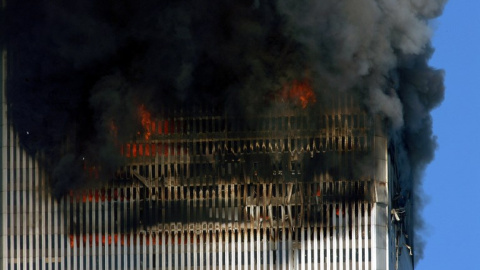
[2,0,446,263]
[276,0,446,262]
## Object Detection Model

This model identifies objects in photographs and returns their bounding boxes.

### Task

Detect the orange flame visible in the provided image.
[138,105,152,140]
[284,79,316,108]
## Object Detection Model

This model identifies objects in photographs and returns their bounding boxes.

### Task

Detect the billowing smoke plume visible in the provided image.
[2,0,446,263]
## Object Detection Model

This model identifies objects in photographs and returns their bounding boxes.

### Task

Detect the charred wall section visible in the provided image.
[67,108,381,245]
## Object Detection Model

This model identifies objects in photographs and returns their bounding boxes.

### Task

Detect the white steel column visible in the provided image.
[199,230,204,270]
[256,209,261,270]
[371,204,377,270]
[130,187,135,270]
[307,226,311,270]
[358,203,363,270]
[212,231,217,270]
[193,231,197,270]
[314,224,318,270]
[28,155,35,269]
[21,148,27,270]
[186,231,190,270]
[86,194,91,270]
[282,226,287,270]
[301,227,305,270]
[346,203,350,270]
[263,228,267,270]
[135,190,141,270]
[162,230,166,269]
[206,231,211,270]
[288,226,293,270]
[118,188,123,270]
[339,202,344,270]
[15,133,20,269]
[352,202,356,270]
[242,228,247,270]
[181,230,185,270]
[333,203,337,270]
[250,227,255,269]
[148,232,153,270]
[326,204,330,270]
[365,203,369,270]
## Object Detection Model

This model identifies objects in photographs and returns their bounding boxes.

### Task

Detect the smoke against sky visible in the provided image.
[2,0,446,263]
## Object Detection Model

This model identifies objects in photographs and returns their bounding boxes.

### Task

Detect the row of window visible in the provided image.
[122,136,369,159]
[7,226,373,252]
[3,180,370,206]
[7,247,373,270]
[137,114,369,137]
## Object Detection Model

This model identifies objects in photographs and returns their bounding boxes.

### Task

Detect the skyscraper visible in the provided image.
[1,1,447,269]
[1,49,414,269]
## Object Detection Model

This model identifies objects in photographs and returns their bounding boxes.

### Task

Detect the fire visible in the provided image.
[138,105,152,140]
[284,79,316,108]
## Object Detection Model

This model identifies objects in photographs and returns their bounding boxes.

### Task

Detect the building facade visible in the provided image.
[1,49,414,270]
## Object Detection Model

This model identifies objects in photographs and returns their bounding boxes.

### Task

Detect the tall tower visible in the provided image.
[1,55,415,270]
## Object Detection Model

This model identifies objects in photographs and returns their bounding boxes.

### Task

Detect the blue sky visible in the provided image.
[419,1,480,269]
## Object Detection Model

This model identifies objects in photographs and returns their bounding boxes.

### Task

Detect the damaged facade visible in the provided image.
[1,47,414,269]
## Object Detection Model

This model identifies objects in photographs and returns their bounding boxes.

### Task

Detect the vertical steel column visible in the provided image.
[287,224,293,270]
[119,187,124,270]
[220,226,224,270]
[21,147,27,270]
[333,203,337,270]
[72,196,78,270]
[181,229,185,269]
[200,230,204,270]
[263,228,268,270]
[307,225,311,270]
[256,209,261,270]
[193,231,197,270]
[15,134,20,269]
[370,203,376,270]
[129,187,135,270]
[352,202,357,270]
[250,226,254,269]
[29,156,35,270]
[243,228,248,270]
[86,191,91,270]
[358,203,363,270]
[281,207,287,270]
[206,231,211,270]
[185,231,190,270]
[121,189,126,270]
[365,202,369,270]
[339,202,344,270]
[326,203,330,270]
[314,223,318,270]
[174,230,179,270]
[301,226,305,270]
[346,203,350,270]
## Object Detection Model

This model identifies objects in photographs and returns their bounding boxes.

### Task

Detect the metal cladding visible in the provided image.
[1,79,410,269]
[1,1,446,268]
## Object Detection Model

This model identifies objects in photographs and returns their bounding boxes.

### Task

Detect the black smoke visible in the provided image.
[2,0,446,263]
